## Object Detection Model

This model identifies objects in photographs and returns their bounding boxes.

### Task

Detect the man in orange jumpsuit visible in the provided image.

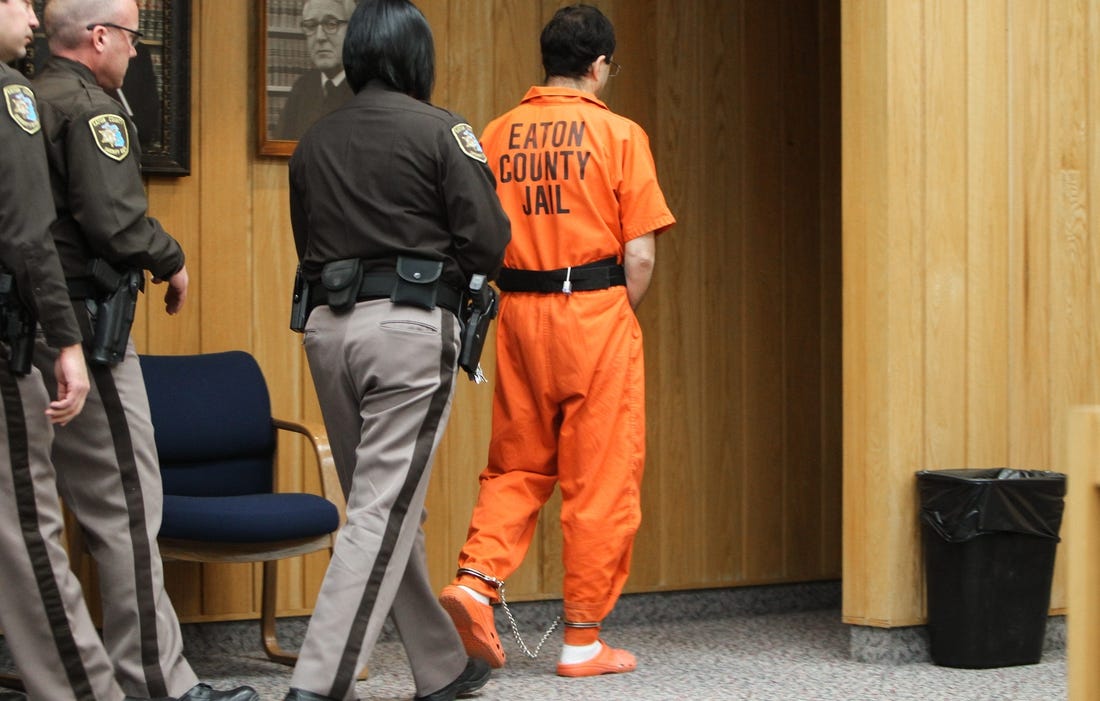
[439,3,675,678]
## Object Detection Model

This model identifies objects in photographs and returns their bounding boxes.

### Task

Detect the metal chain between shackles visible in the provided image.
[497,581,560,659]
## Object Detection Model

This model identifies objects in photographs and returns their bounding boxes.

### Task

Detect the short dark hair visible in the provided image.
[343,0,434,100]
[540,4,616,81]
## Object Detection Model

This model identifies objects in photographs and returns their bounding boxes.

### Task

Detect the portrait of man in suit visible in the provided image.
[273,0,356,141]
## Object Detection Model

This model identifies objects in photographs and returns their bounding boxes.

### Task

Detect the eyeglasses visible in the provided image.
[606,58,622,78]
[301,16,348,36]
[86,22,144,47]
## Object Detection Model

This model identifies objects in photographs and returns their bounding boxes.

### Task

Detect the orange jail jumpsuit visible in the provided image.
[455,86,675,626]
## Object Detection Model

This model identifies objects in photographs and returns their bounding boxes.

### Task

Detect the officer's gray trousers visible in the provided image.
[35,335,198,699]
[293,299,467,701]
[0,362,125,701]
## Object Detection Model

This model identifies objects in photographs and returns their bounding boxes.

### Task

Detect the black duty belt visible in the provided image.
[309,272,462,314]
[496,257,625,293]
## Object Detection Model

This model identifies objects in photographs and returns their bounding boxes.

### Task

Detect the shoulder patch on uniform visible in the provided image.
[88,114,130,161]
[451,123,487,163]
[3,84,40,135]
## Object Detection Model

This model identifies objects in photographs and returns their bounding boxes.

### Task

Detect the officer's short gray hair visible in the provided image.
[44,0,125,50]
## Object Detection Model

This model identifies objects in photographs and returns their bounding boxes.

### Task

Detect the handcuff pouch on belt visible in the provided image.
[303,256,450,325]
[392,256,443,311]
[0,271,36,376]
[83,259,143,367]
[320,258,363,313]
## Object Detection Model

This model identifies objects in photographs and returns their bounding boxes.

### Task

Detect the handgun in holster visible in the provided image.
[289,264,311,332]
[84,259,142,366]
[0,272,36,376]
[458,274,498,383]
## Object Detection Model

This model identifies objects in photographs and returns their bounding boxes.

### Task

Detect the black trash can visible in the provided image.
[916,468,1066,669]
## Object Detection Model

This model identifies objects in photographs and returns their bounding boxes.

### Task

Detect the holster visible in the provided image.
[289,264,311,332]
[392,256,444,311]
[85,259,142,366]
[457,274,498,382]
[0,272,35,376]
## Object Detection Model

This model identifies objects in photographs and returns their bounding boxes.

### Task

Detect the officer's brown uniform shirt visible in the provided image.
[0,63,80,348]
[290,80,510,289]
[33,56,183,284]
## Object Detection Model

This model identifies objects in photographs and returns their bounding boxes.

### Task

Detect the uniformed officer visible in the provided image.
[29,1,257,700]
[440,3,675,679]
[284,1,510,700]
[0,2,128,699]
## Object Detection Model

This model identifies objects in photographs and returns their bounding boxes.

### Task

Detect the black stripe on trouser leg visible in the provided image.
[0,367,95,699]
[328,315,458,700]
[81,325,168,698]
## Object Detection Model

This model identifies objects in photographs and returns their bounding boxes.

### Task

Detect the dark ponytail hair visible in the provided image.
[343,0,435,100]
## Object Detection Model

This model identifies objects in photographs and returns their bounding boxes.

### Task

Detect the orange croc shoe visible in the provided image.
[556,641,637,678]
[439,585,506,668]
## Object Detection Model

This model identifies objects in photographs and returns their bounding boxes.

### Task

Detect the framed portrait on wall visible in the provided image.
[258,0,357,157]
[23,0,192,175]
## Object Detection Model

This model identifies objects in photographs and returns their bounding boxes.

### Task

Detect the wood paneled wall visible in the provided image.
[843,0,1098,627]
[1068,407,1100,701]
[122,0,840,622]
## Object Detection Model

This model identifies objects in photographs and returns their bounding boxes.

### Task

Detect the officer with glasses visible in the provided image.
[274,0,356,141]
[84,19,141,46]
[30,1,257,700]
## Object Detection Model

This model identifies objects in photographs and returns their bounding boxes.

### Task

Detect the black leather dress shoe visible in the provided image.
[414,657,491,701]
[284,689,339,701]
[177,683,260,701]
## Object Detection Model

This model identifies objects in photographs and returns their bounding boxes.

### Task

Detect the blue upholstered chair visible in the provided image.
[139,350,345,666]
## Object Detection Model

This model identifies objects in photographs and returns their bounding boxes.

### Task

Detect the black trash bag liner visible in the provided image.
[917,468,1066,543]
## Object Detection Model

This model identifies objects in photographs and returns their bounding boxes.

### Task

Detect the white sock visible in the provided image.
[458,585,491,606]
[559,640,603,665]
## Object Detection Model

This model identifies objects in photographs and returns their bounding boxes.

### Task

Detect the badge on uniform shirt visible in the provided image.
[3,84,40,135]
[88,114,130,161]
[452,123,487,163]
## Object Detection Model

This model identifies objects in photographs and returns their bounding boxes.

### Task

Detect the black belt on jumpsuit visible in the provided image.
[496,257,625,293]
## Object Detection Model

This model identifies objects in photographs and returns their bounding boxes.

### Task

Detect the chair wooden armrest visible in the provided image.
[0,674,23,691]
[272,417,346,526]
